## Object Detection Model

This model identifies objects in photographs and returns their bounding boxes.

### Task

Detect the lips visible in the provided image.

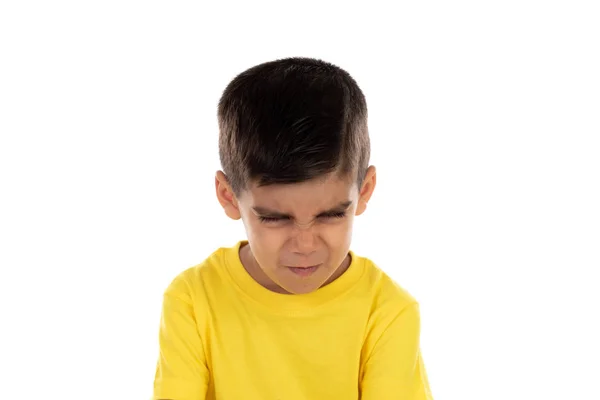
[287,264,321,277]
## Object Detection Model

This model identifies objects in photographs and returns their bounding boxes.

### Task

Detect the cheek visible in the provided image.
[246,222,286,256]
[321,218,354,248]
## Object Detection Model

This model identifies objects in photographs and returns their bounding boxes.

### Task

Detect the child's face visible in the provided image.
[216,167,376,294]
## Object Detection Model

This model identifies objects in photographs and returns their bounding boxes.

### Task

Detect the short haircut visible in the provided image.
[218,57,370,196]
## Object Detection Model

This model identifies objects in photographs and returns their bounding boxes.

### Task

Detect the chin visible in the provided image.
[280,279,325,295]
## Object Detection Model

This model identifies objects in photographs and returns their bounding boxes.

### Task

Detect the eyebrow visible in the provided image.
[252,200,353,219]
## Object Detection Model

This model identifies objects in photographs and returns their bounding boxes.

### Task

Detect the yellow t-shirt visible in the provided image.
[153,241,433,400]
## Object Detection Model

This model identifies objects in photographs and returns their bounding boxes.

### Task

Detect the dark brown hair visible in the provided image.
[218,57,370,196]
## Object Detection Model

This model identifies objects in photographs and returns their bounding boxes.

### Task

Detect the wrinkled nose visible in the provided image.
[293,226,317,255]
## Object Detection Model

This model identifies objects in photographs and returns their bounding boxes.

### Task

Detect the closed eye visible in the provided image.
[258,215,289,223]
[257,212,346,224]
[319,211,347,219]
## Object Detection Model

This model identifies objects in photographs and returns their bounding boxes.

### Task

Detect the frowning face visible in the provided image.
[216,167,376,294]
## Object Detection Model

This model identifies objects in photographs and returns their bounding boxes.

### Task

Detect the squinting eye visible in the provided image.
[258,216,288,224]
[320,212,347,220]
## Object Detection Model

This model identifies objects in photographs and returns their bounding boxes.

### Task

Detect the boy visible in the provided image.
[153,57,433,399]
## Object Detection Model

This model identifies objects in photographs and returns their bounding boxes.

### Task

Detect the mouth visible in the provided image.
[287,264,321,277]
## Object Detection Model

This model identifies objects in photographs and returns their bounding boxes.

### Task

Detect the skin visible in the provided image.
[215,166,376,295]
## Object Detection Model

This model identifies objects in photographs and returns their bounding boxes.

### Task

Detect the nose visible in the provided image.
[293,225,317,254]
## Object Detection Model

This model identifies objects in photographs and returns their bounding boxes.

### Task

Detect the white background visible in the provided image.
[1,1,599,399]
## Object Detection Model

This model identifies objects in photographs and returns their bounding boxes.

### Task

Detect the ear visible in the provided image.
[215,171,241,220]
[355,165,376,216]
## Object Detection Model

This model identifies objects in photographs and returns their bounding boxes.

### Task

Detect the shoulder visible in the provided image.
[163,244,231,305]
[356,253,418,309]
[352,253,421,334]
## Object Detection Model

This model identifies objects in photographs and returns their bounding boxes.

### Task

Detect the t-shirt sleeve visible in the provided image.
[153,292,209,400]
[359,302,433,400]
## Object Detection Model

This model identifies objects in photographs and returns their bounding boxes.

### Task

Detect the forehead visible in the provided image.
[241,173,357,212]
